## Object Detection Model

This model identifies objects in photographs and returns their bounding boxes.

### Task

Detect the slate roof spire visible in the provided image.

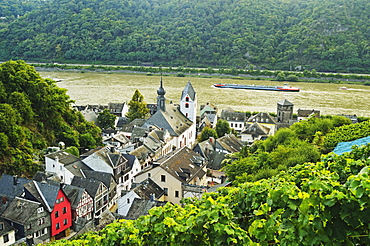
[157,74,166,111]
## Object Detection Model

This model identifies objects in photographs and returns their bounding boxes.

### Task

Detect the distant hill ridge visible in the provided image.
[1,0,369,73]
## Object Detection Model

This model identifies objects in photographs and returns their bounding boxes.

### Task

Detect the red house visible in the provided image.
[24,181,72,239]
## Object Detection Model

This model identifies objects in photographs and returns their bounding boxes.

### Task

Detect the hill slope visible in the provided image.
[0,0,369,72]
[0,60,101,176]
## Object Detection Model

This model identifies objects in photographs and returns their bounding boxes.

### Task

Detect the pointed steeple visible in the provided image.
[157,75,166,111]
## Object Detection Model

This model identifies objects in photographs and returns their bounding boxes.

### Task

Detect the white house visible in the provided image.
[45,150,89,184]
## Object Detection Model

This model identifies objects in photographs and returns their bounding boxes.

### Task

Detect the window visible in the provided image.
[161,175,166,182]
[37,207,44,213]
[55,211,59,218]
[38,217,45,225]
[185,97,189,102]
[230,123,233,127]
[185,103,189,108]
[175,191,179,198]
[148,173,151,178]
[163,188,168,196]
[56,223,60,230]
[0,222,3,230]
[64,219,68,225]
[35,228,47,238]
[3,234,9,243]
[127,198,130,204]
[62,207,67,214]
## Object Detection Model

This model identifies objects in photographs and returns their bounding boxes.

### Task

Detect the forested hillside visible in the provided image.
[1,0,370,73]
[0,60,101,177]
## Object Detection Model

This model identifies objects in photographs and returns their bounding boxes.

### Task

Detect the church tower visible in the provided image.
[277,99,294,123]
[180,81,197,123]
[157,76,166,111]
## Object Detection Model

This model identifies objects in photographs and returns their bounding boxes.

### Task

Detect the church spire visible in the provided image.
[157,74,166,111]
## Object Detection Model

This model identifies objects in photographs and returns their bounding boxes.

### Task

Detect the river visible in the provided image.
[39,71,370,117]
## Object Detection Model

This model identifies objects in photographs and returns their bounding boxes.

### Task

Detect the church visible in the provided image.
[143,77,197,151]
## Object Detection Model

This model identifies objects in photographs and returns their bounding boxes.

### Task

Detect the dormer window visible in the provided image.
[37,207,44,213]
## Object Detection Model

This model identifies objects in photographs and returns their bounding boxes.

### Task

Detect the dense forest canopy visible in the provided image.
[0,0,370,73]
[0,60,101,177]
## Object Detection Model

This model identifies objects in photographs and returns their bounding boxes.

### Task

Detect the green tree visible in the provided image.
[215,119,231,138]
[126,89,149,122]
[198,127,218,142]
[79,133,97,150]
[97,109,116,129]
[0,60,101,176]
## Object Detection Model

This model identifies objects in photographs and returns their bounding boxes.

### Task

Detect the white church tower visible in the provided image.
[180,81,197,123]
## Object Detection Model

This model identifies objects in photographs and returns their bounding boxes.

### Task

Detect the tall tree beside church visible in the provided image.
[126,89,149,122]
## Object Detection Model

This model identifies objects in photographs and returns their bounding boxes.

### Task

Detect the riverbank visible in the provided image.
[34,63,370,85]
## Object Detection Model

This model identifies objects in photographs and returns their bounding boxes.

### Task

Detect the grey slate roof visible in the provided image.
[220,109,246,122]
[82,170,116,190]
[81,147,126,172]
[122,154,137,170]
[45,150,80,165]
[181,81,196,101]
[247,112,277,124]
[2,197,41,224]
[61,184,86,210]
[121,119,147,133]
[33,171,62,183]
[125,198,167,219]
[297,109,320,118]
[0,218,14,237]
[71,176,102,198]
[216,134,244,153]
[131,127,150,140]
[144,104,193,137]
[129,145,153,162]
[23,181,60,212]
[64,160,92,177]
[241,122,270,136]
[154,147,207,183]
[132,178,164,200]
[0,174,31,199]
[277,99,294,106]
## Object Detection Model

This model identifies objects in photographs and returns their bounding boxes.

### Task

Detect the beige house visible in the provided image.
[134,147,207,204]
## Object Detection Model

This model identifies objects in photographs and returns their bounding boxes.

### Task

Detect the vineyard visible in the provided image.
[323,120,370,151]
[48,144,370,245]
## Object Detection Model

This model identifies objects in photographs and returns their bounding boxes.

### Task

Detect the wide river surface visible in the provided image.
[39,71,370,117]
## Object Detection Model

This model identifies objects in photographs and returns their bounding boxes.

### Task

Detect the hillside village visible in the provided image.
[0,77,361,245]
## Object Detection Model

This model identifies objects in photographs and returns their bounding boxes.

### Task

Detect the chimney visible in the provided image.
[13,176,19,185]
[209,137,214,145]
